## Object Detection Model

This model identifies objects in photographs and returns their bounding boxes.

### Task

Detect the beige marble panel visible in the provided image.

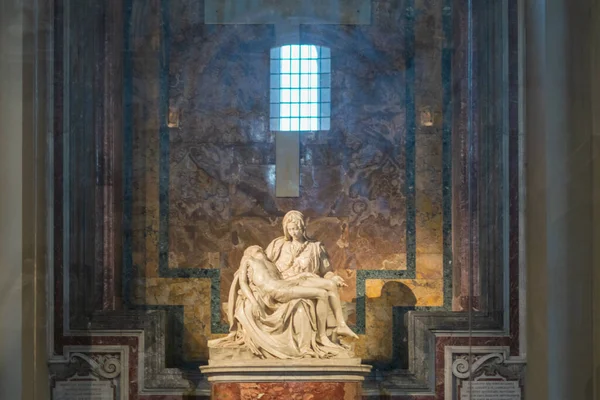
[128,0,447,363]
[354,279,443,361]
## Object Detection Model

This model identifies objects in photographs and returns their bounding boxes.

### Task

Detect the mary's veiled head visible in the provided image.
[282,210,309,241]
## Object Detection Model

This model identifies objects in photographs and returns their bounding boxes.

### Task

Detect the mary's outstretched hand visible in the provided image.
[330,275,347,287]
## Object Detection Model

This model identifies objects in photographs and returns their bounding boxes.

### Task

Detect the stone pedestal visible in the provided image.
[211,381,362,400]
[201,358,371,400]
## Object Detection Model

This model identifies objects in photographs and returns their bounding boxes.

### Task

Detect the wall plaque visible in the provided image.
[53,380,114,400]
[460,381,521,400]
[204,0,371,24]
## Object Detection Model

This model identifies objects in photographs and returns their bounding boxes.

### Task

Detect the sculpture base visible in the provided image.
[201,358,371,400]
[208,345,355,361]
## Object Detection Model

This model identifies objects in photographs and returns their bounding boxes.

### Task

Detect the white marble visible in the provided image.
[208,211,359,360]
[200,358,371,382]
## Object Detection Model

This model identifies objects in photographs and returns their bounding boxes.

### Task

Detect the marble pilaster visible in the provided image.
[525,0,600,398]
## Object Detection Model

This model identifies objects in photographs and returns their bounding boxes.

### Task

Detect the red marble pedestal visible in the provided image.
[201,358,370,400]
[211,381,361,400]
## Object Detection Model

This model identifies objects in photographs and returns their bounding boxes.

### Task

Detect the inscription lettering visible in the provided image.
[53,380,114,400]
[460,381,521,400]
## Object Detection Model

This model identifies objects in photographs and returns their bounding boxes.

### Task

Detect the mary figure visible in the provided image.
[265,211,348,341]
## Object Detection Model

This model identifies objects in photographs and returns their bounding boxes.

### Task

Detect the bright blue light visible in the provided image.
[270,44,331,132]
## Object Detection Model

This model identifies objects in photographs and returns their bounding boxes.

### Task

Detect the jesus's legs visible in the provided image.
[292,279,359,339]
[315,299,338,347]
[284,286,338,346]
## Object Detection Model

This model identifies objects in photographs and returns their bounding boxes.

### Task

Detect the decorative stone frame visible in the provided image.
[45,0,524,398]
[444,346,525,399]
[49,346,129,399]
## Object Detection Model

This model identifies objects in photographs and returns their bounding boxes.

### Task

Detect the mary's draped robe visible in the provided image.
[208,248,348,359]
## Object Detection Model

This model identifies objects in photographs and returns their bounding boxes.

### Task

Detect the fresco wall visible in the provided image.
[126,0,451,367]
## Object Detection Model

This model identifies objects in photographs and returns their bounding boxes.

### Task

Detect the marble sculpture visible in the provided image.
[208,210,359,359]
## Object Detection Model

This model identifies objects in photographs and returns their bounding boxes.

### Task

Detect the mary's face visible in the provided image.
[286,222,303,241]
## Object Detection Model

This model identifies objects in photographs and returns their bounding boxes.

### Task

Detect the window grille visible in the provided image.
[269,45,331,132]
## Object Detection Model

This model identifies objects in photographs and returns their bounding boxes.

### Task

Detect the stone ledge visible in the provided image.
[200,358,371,382]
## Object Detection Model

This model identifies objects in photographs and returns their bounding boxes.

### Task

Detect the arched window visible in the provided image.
[269,45,331,132]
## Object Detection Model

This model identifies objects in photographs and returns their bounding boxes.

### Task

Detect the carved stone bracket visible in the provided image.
[444,346,525,399]
[48,346,129,399]
[69,353,122,379]
[451,352,505,379]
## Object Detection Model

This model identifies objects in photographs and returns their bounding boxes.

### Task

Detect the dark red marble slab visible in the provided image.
[212,381,361,400]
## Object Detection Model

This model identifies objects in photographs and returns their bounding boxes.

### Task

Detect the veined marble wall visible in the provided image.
[46,0,524,397]
[126,0,451,366]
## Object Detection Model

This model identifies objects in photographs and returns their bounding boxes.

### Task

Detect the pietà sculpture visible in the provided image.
[208,211,358,359]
